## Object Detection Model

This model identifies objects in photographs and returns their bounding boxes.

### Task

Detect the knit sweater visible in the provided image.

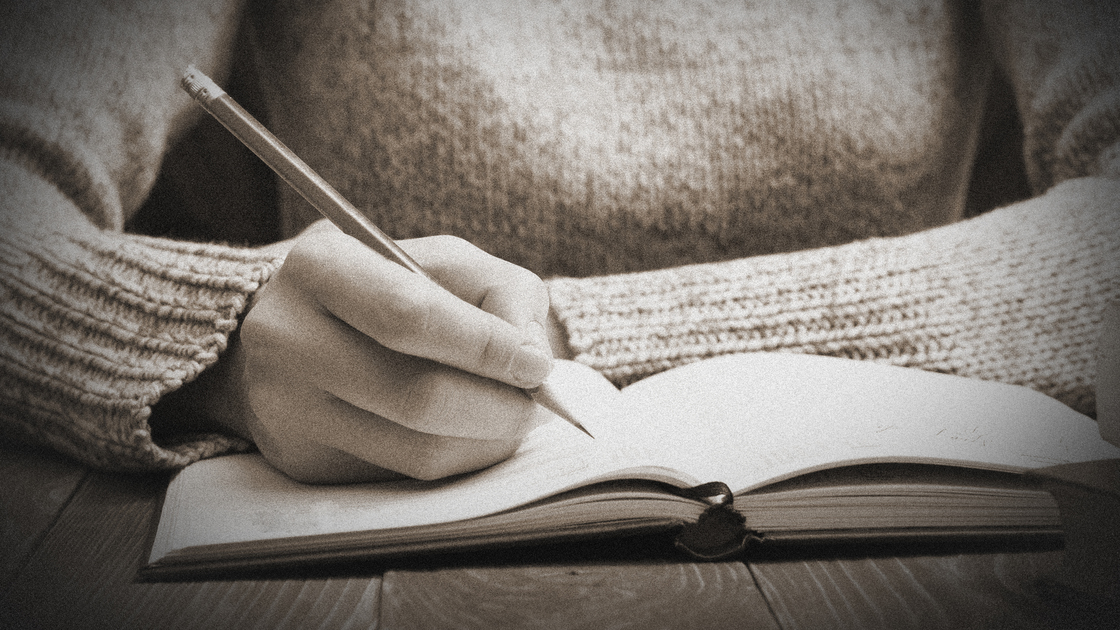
[1,0,1118,471]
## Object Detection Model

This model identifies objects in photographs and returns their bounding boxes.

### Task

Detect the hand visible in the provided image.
[227,221,554,483]
[547,307,574,360]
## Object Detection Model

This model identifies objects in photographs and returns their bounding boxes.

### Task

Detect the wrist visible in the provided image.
[149,325,254,443]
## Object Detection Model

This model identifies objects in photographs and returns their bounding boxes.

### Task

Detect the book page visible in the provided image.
[153,361,672,557]
[609,353,1120,492]
[154,352,1120,559]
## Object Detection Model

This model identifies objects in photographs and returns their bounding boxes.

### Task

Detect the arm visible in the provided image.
[221,222,555,483]
[0,0,274,470]
[1,1,553,479]
[0,158,282,470]
[546,0,1120,417]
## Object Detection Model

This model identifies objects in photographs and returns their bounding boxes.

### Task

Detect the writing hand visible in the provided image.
[231,221,554,483]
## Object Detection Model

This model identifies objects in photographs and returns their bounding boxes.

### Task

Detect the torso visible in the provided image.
[254,0,990,276]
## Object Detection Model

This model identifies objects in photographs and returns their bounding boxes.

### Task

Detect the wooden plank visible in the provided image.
[0,441,87,592]
[380,560,779,629]
[750,548,1118,630]
[0,467,383,630]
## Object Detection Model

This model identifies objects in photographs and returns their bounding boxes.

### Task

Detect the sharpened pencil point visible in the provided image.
[528,382,594,438]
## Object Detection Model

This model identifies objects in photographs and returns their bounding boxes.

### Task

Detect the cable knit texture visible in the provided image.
[1,0,1118,471]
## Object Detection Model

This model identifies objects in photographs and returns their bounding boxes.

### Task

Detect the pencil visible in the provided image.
[180,66,592,439]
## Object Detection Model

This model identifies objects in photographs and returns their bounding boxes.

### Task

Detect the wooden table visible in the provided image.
[1,440,1116,630]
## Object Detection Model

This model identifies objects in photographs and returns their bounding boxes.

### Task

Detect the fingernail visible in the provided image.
[510,340,553,387]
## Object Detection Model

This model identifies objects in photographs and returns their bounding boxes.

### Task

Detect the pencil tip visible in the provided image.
[571,419,596,439]
[528,382,594,438]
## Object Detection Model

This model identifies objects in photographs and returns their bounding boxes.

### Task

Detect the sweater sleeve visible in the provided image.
[547,0,1120,417]
[0,160,283,471]
[0,0,288,471]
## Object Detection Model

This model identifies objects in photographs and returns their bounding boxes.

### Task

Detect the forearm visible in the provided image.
[0,159,283,471]
[548,0,1120,415]
[548,176,1120,415]
[0,1,276,471]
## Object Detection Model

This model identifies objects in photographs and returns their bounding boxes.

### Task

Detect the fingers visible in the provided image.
[404,234,554,383]
[284,228,553,388]
[406,235,552,336]
[319,392,524,481]
[246,378,523,482]
[253,436,406,485]
[244,286,535,439]
[239,223,554,481]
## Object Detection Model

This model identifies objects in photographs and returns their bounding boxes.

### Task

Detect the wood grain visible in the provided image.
[380,560,779,630]
[0,467,383,630]
[750,549,1117,630]
[0,442,86,592]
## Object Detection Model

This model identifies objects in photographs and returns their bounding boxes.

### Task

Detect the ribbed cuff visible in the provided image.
[548,177,1120,415]
[0,160,285,471]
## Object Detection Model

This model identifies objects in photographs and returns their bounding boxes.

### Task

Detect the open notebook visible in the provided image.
[146,353,1120,576]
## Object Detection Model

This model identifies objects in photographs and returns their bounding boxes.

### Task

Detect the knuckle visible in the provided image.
[281,237,325,283]
[509,263,545,289]
[280,226,345,288]
[430,234,478,259]
[497,267,549,311]
[474,328,513,376]
[492,260,550,315]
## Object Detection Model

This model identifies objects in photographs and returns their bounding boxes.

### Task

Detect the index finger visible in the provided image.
[403,235,553,352]
[287,229,553,388]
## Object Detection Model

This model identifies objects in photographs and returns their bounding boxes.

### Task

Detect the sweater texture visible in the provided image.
[1,0,1118,471]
